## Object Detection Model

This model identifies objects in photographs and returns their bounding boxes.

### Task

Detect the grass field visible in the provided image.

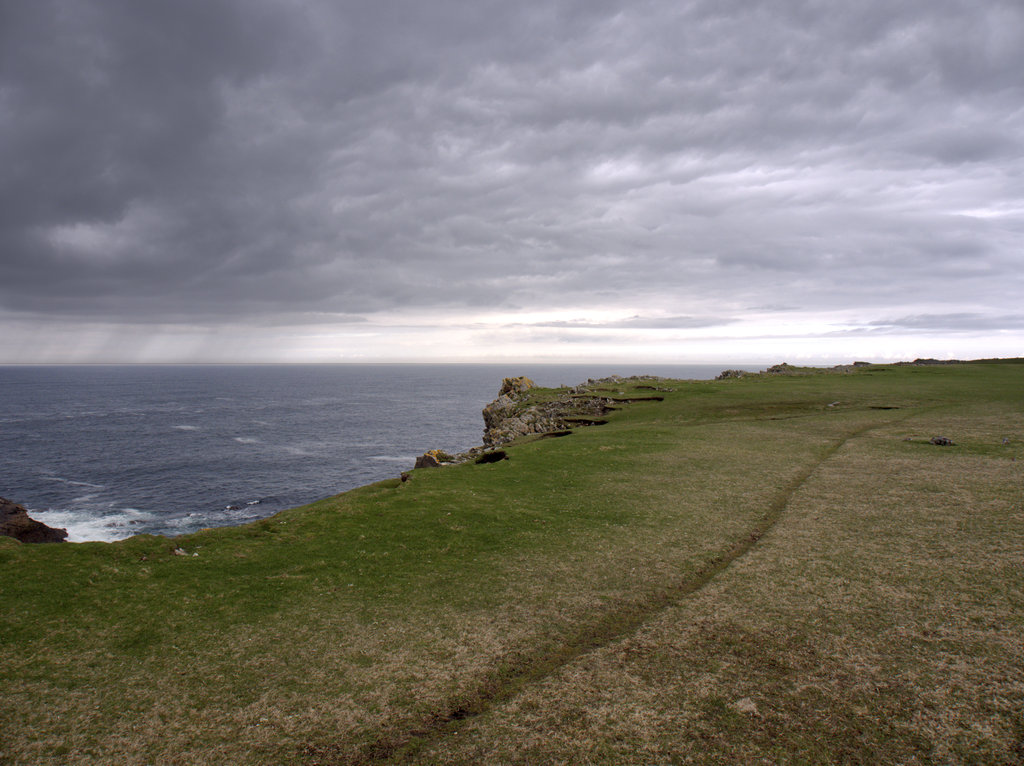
[2,362,1022,764]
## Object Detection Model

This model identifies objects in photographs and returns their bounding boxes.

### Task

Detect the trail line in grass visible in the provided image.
[341,413,913,765]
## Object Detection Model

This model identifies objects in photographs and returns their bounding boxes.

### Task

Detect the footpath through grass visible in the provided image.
[2,362,1022,764]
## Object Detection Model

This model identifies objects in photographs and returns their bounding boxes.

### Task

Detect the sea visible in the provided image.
[1,363,730,542]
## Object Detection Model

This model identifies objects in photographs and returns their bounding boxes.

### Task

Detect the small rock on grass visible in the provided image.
[731,697,759,715]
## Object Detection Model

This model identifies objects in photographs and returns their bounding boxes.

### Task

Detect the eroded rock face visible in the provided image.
[483,403,564,446]
[0,497,67,543]
[481,393,519,433]
[480,377,613,448]
[481,392,559,447]
[481,378,544,445]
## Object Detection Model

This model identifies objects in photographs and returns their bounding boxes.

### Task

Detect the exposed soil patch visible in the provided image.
[474,450,508,464]
[593,397,663,403]
[540,430,573,439]
[605,396,665,403]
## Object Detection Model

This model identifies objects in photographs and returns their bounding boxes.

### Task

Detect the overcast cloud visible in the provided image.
[1,0,1022,363]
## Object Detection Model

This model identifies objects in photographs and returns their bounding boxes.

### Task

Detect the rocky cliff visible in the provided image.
[0,497,67,543]
[412,375,669,468]
[479,375,663,448]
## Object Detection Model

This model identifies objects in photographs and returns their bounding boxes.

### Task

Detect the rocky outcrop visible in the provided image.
[0,497,67,543]
[414,449,455,468]
[414,452,442,469]
[497,376,536,397]
[481,377,541,444]
[481,394,524,435]
[480,376,620,448]
[412,374,664,470]
[482,401,564,446]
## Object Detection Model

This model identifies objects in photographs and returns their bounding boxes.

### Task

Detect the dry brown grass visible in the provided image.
[410,410,1024,764]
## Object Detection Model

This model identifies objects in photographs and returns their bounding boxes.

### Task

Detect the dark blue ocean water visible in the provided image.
[0,364,728,541]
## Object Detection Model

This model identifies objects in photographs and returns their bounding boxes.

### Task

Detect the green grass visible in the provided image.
[2,362,1023,764]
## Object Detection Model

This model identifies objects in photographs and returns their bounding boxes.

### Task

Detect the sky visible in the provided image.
[1,0,1022,365]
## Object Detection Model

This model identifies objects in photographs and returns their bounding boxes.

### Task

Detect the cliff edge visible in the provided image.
[0,497,67,543]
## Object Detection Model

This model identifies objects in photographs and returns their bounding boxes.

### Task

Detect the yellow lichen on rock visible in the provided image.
[498,376,536,397]
[413,448,454,469]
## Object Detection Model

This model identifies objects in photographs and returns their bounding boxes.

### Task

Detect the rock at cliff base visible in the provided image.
[414,453,441,468]
[0,497,68,543]
[412,449,448,469]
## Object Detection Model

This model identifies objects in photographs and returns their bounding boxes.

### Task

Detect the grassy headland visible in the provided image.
[2,362,1022,764]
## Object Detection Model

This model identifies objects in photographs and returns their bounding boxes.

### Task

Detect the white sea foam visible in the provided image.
[233,436,260,444]
[172,424,199,431]
[164,514,201,528]
[29,507,152,543]
[42,475,105,489]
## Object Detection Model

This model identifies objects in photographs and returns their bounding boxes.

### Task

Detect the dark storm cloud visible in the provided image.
[1,0,1022,336]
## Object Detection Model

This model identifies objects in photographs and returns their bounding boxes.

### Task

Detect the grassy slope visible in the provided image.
[1,363,1022,764]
